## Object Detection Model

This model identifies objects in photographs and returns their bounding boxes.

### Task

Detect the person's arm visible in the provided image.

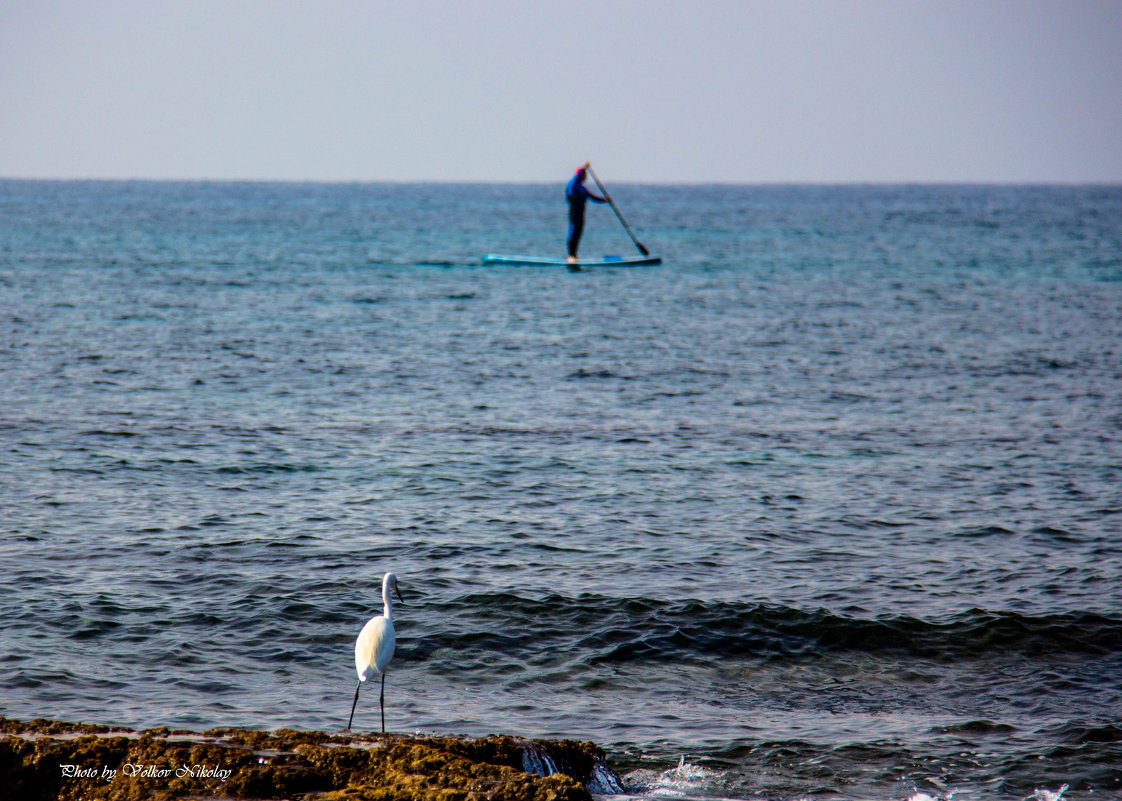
[582,164,609,202]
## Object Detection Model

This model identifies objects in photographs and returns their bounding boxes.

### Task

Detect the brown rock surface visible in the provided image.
[0,717,618,801]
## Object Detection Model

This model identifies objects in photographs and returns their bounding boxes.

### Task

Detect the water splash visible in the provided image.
[520,740,624,795]
[521,742,558,777]
[588,760,626,795]
[646,756,724,797]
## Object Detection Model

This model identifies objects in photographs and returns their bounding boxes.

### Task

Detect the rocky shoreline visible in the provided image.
[0,717,624,801]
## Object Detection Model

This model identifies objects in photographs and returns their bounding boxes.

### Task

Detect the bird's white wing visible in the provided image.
[354,615,395,681]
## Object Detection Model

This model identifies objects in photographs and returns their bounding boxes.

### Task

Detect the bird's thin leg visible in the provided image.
[380,672,386,733]
[347,681,361,730]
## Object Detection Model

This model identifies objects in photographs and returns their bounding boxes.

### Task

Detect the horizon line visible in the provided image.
[3,175,1121,188]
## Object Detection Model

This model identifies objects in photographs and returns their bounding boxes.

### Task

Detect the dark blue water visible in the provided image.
[2,180,1121,800]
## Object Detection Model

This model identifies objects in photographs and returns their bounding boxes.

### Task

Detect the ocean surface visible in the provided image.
[1,180,1121,801]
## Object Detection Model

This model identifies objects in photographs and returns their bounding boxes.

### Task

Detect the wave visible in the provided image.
[363,258,478,268]
[412,593,1122,663]
[626,733,1116,801]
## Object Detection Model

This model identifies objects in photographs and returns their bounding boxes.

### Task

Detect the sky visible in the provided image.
[1,0,1120,183]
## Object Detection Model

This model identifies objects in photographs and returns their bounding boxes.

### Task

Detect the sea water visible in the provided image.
[1,180,1120,800]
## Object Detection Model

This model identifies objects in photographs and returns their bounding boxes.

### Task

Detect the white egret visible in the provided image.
[346,572,404,732]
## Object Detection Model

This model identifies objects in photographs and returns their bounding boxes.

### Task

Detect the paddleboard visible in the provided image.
[482,254,661,267]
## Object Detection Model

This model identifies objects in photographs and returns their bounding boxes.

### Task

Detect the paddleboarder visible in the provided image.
[566,162,609,263]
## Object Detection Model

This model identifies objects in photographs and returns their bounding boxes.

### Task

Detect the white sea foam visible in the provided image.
[638,756,726,798]
[907,783,1069,801]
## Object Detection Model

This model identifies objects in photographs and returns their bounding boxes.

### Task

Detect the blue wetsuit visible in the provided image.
[566,170,607,257]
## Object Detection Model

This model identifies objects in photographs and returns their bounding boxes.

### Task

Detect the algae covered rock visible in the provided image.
[0,717,619,801]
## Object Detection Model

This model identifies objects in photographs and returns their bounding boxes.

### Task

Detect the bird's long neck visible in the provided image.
[382,587,394,622]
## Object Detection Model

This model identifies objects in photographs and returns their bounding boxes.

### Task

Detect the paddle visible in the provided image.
[585,164,651,257]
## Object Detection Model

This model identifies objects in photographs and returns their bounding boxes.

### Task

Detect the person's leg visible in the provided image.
[567,214,584,258]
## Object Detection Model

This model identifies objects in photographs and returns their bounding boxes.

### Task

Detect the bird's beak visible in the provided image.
[394,584,405,605]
